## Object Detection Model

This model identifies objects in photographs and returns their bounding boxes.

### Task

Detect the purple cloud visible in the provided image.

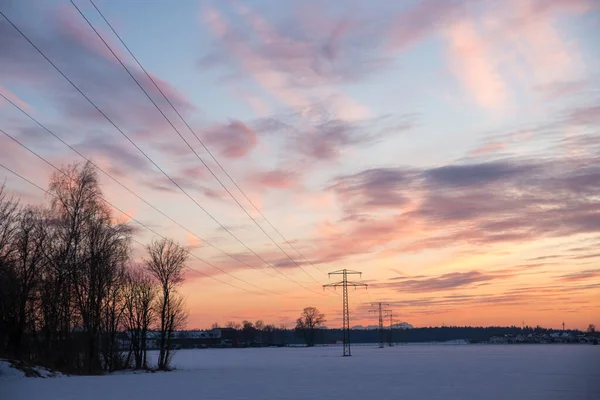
[558,269,600,282]
[199,1,392,88]
[0,3,197,165]
[377,270,509,293]
[319,136,600,260]
[203,120,257,159]
[424,161,537,188]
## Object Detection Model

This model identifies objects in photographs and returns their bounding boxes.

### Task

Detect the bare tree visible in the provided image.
[145,238,187,370]
[123,267,156,369]
[295,307,326,347]
[262,324,275,345]
[162,294,187,368]
[242,320,255,345]
[0,184,21,356]
[0,183,19,263]
[225,321,241,329]
[8,208,47,358]
[588,324,596,334]
[100,263,127,372]
[279,324,287,346]
[255,320,264,344]
[46,162,132,374]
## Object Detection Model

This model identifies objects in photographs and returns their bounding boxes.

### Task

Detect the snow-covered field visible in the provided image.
[2,345,598,399]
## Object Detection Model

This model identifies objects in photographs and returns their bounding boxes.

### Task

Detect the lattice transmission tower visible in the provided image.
[370,302,390,348]
[385,311,395,346]
[323,269,367,356]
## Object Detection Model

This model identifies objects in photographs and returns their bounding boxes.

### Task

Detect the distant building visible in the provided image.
[490,336,508,344]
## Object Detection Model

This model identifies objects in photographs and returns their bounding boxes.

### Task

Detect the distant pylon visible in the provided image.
[323,269,367,356]
[385,311,394,346]
[370,302,390,348]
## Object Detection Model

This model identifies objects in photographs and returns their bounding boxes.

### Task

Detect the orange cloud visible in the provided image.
[186,233,202,249]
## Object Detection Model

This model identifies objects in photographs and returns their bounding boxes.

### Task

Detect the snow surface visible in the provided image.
[0,359,63,380]
[2,345,598,399]
[0,360,24,380]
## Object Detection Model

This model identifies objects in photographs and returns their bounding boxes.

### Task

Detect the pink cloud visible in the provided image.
[567,105,600,126]
[235,89,271,117]
[203,120,258,158]
[186,233,202,250]
[440,0,590,109]
[0,85,31,111]
[56,4,129,65]
[389,0,465,50]
[469,141,506,156]
[444,19,507,109]
[503,0,585,84]
[202,2,371,120]
[248,169,298,190]
[534,80,589,100]
[202,5,310,110]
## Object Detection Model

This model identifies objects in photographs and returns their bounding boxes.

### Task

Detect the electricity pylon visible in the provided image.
[369,302,390,348]
[323,269,367,356]
[385,311,394,346]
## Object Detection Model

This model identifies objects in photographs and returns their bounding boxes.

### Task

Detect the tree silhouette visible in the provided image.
[145,238,188,370]
[295,307,326,347]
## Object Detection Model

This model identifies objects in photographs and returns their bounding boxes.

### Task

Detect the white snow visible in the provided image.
[0,360,25,380]
[2,345,598,399]
[0,359,63,380]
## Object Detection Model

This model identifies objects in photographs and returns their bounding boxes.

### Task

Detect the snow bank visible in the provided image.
[0,359,63,379]
[0,360,25,379]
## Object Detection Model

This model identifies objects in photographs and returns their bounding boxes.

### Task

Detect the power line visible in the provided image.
[0,128,286,297]
[0,161,264,295]
[385,311,395,347]
[75,0,321,283]
[369,302,390,348]
[85,0,327,279]
[323,269,367,356]
[0,10,324,297]
[0,91,289,284]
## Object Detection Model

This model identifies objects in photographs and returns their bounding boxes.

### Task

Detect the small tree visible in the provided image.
[279,324,287,346]
[123,267,156,369]
[295,307,325,347]
[145,238,187,370]
[588,324,596,334]
[255,320,264,344]
[225,321,241,329]
[242,320,255,344]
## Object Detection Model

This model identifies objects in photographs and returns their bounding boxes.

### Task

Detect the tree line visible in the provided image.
[0,162,188,374]
[206,319,597,347]
[205,307,327,347]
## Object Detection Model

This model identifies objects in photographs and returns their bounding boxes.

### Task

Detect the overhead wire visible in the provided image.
[0,91,293,284]
[0,9,325,297]
[0,128,290,296]
[0,160,267,296]
[85,0,328,280]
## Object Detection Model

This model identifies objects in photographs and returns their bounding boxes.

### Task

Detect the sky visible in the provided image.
[1,0,599,330]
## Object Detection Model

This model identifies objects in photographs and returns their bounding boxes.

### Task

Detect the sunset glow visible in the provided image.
[1,0,599,331]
